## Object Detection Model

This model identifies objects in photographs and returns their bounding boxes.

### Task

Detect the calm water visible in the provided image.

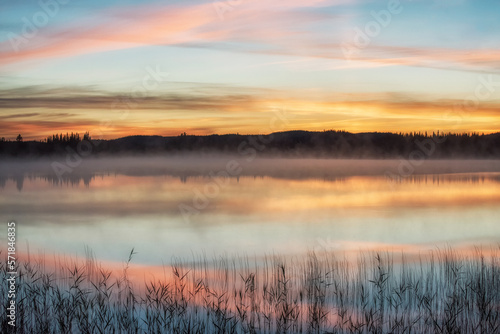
[1,158,500,266]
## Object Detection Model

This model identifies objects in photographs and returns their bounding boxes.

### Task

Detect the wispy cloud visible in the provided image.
[1,84,499,140]
[2,0,498,75]
[0,2,220,64]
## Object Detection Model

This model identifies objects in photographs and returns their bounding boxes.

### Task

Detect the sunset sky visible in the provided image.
[1,0,499,140]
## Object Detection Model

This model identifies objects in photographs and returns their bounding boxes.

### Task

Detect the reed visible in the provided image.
[1,247,499,333]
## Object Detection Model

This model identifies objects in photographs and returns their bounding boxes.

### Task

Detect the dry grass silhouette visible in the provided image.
[1,247,500,333]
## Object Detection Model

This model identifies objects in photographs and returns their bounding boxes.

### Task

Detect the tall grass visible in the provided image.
[1,247,500,333]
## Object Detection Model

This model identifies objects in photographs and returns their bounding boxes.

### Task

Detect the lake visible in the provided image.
[1,157,499,266]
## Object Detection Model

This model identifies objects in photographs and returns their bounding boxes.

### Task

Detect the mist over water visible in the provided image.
[2,155,500,184]
[1,156,499,265]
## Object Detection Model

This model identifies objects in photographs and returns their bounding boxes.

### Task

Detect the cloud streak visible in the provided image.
[0,2,221,64]
[1,0,498,75]
[1,84,499,140]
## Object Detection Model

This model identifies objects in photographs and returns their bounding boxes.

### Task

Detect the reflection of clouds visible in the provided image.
[2,168,500,224]
[2,168,499,265]
[1,158,500,226]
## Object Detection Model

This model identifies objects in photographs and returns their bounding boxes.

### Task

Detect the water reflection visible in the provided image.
[0,173,95,190]
[0,160,499,266]
[1,169,499,192]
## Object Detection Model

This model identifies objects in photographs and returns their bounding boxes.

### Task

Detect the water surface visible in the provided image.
[1,158,499,265]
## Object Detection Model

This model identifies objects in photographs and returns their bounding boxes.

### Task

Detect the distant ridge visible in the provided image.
[1,130,500,158]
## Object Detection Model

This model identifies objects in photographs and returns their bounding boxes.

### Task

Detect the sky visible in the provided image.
[0,0,499,140]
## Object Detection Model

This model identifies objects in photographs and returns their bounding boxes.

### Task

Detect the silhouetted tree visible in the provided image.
[1,130,500,158]
[16,134,23,142]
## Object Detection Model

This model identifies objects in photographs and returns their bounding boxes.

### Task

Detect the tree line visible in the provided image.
[0,130,499,158]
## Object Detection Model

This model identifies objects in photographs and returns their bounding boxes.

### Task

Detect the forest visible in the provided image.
[1,130,499,158]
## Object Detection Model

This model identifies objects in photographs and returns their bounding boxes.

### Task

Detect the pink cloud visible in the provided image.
[0,0,356,65]
[1,0,498,75]
[0,3,224,64]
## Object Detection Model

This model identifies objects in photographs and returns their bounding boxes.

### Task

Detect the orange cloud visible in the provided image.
[1,85,500,139]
